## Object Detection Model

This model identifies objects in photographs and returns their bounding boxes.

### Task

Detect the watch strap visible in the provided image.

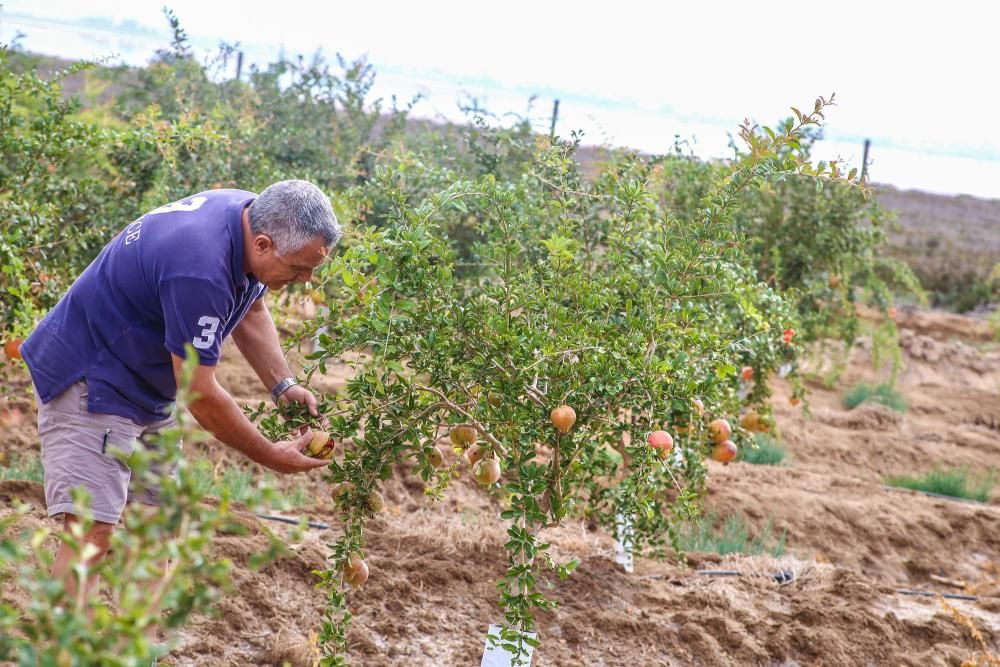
[271,377,298,403]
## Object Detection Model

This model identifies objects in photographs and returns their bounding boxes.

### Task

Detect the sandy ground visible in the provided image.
[2,308,999,666]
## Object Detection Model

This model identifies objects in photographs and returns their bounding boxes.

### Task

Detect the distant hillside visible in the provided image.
[876,185,1000,256]
[874,185,1000,310]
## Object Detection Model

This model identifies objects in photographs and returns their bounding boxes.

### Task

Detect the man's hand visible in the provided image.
[267,430,330,473]
[172,353,328,475]
[278,384,328,432]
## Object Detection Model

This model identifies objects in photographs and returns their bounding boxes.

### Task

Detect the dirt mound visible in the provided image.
[813,403,903,430]
[0,479,45,507]
[894,308,997,344]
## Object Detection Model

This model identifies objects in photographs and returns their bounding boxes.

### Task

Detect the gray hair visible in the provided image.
[248,180,341,255]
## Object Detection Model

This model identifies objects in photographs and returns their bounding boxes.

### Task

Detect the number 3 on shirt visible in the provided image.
[192,316,221,350]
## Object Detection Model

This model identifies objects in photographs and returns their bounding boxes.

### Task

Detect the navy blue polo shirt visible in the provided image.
[22,189,267,425]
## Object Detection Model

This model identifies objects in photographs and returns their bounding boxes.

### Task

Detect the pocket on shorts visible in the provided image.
[42,380,89,418]
[39,420,139,524]
[100,426,140,462]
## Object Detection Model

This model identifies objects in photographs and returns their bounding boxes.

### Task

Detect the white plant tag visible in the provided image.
[614,512,634,573]
[737,381,750,401]
[778,362,794,378]
[482,625,537,667]
[311,304,330,352]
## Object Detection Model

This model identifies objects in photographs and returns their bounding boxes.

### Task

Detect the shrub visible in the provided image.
[842,381,907,412]
[737,434,786,466]
[0,352,294,664]
[244,96,864,664]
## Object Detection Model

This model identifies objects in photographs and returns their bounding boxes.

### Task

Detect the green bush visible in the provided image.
[737,434,786,466]
[0,352,294,665]
[842,381,907,412]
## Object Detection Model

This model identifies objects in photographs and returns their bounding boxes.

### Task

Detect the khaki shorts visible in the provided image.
[37,381,181,525]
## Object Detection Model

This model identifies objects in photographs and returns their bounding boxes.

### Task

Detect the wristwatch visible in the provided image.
[271,377,298,403]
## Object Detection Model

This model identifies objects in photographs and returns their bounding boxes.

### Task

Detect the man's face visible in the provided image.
[251,235,330,290]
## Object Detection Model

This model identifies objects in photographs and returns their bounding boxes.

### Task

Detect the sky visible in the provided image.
[2,1,999,199]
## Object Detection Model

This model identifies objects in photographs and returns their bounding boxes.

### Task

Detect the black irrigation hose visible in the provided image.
[689,570,983,602]
[254,512,330,530]
[640,569,795,584]
[895,589,979,601]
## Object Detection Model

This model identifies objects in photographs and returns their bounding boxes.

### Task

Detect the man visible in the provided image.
[20,179,338,594]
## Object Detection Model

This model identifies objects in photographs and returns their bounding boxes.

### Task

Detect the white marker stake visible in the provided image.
[311,304,330,352]
[614,512,634,573]
[669,446,687,467]
[737,380,750,401]
[481,625,537,667]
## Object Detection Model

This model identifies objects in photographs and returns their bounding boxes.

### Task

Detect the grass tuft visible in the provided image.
[885,468,993,503]
[0,453,43,483]
[678,511,786,557]
[188,459,312,511]
[842,381,907,412]
[737,434,786,466]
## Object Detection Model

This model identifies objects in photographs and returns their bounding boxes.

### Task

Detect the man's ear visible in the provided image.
[252,234,273,254]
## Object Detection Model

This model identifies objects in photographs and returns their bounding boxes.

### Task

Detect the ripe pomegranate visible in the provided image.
[330,482,355,503]
[783,328,794,344]
[739,412,761,432]
[473,458,501,485]
[343,553,369,588]
[427,446,444,468]
[740,366,754,381]
[301,431,336,459]
[4,338,23,361]
[647,430,674,452]
[449,425,476,447]
[712,440,738,464]
[789,396,801,407]
[708,419,732,443]
[464,443,485,466]
[550,405,576,433]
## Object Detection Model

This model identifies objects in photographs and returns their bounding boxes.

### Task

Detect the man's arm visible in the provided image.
[231,296,292,392]
[231,296,321,418]
[170,353,326,474]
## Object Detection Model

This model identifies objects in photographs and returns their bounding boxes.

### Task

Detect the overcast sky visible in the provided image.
[2,1,999,199]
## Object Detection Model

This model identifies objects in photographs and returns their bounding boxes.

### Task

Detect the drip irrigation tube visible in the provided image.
[254,512,330,530]
[894,589,978,601]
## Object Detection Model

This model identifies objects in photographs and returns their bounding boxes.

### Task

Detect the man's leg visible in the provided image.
[36,380,143,600]
[50,513,114,603]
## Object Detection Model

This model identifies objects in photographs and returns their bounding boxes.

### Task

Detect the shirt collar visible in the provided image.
[227,196,256,288]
